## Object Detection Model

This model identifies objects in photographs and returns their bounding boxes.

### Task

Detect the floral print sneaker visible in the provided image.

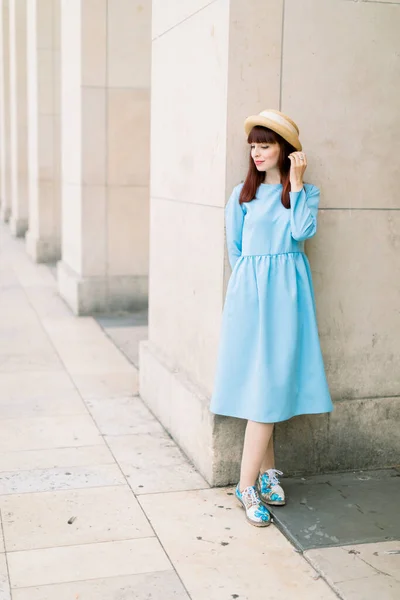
[235,484,271,527]
[257,469,286,506]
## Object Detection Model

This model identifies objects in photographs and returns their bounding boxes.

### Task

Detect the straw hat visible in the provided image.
[244,109,302,151]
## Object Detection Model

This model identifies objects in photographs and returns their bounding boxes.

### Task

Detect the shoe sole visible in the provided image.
[262,499,286,506]
[236,496,271,528]
[256,484,286,507]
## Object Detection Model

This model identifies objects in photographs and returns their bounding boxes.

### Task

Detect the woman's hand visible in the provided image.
[289,152,307,192]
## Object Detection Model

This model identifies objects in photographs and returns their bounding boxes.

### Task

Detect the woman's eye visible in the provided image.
[261,145,269,149]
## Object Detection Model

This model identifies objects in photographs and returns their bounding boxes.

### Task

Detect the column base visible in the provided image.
[57,260,148,316]
[139,340,246,486]
[274,396,400,475]
[139,343,400,483]
[0,206,11,223]
[26,230,61,263]
[9,216,28,238]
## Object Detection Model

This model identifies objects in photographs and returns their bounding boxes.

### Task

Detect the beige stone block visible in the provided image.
[306,540,400,585]
[0,464,125,496]
[140,488,337,599]
[12,572,189,600]
[338,575,400,600]
[274,396,400,474]
[106,430,208,494]
[152,0,211,39]
[37,49,54,116]
[0,486,153,551]
[61,184,82,272]
[51,340,133,375]
[23,287,73,319]
[0,371,86,419]
[86,396,163,436]
[0,518,3,552]
[71,371,138,399]
[25,230,61,263]
[7,538,171,589]
[41,316,105,342]
[151,0,229,206]
[107,0,151,88]
[60,2,82,187]
[309,209,400,399]
[36,181,58,232]
[107,89,150,186]
[306,540,400,600]
[107,186,149,276]
[81,0,107,86]
[36,0,54,50]
[0,553,10,598]
[149,198,225,393]
[226,0,283,191]
[0,445,114,472]
[283,0,400,208]
[82,87,106,185]
[37,114,55,179]
[81,185,107,277]
[0,348,62,373]
[0,415,101,452]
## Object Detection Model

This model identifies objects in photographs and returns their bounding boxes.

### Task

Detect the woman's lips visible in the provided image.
[255,161,264,165]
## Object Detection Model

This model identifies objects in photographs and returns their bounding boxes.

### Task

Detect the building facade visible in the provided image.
[1,0,399,485]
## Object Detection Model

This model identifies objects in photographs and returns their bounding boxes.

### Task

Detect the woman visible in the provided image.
[210,109,333,527]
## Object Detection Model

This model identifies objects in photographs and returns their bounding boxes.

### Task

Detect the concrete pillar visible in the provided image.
[58,0,150,315]
[9,0,28,236]
[140,1,282,485]
[25,0,61,262]
[0,0,12,222]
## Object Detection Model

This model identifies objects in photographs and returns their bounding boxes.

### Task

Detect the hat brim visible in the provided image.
[244,115,302,151]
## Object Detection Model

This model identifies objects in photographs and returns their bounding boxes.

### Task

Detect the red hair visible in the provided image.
[239,126,297,208]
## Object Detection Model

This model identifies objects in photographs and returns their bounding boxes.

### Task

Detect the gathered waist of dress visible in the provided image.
[241,251,305,258]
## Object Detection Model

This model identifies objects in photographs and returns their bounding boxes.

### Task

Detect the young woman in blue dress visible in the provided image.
[210,110,333,527]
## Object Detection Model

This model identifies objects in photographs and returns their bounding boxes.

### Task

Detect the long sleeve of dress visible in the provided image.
[289,184,320,241]
[225,185,245,269]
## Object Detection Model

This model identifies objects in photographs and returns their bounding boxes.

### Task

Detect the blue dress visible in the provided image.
[210,182,333,423]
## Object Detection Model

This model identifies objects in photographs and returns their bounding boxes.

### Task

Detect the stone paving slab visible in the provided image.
[0,371,88,419]
[269,468,400,550]
[12,571,189,600]
[0,415,102,453]
[0,464,125,496]
[0,446,114,473]
[86,396,164,436]
[305,540,400,600]
[0,486,153,551]
[7,538,172,589]
[106,432,208,495]
[70,371,139,399]
[0,553,11,600]
[139,488,338,600]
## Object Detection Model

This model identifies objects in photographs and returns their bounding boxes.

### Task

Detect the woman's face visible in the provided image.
[250,142,280,172]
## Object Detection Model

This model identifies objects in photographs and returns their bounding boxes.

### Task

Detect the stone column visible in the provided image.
[9,0,28,236]
[58,0,150,315]
[0,0,12,222]
[25,0,61,262]
[140,0,283,485]
[274,0,400,473]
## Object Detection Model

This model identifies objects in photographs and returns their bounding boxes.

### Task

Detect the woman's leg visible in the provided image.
[239,420,274,490]
[260,433,275,474]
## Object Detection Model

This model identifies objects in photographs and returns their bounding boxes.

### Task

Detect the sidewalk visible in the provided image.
[0,224,398,599]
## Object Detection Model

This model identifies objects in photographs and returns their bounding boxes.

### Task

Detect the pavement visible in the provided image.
[0,223,399,599]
